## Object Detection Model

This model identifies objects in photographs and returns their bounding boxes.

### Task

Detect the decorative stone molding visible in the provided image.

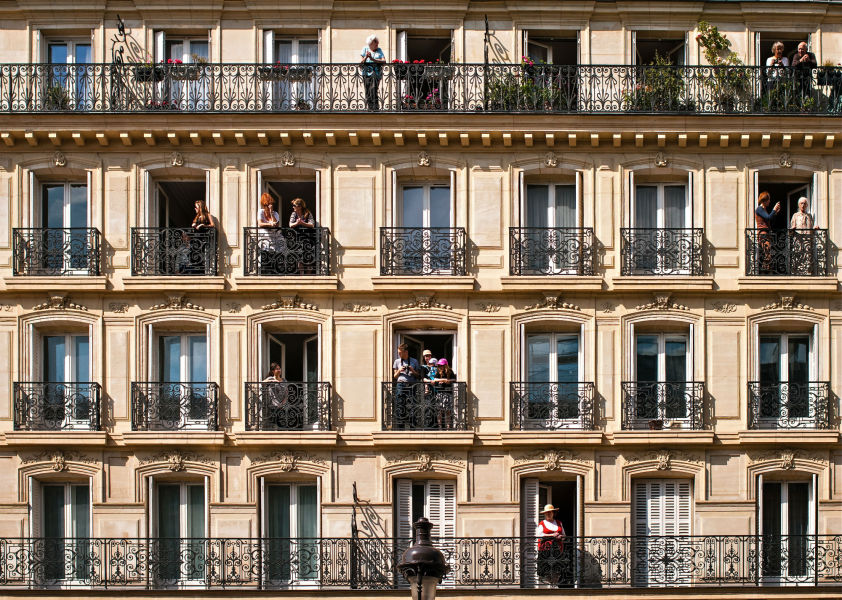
[525,293,580,311]
[139,450,213,470]
[711,301,737,314]
[108,302,129,313]
[22,450,95,470]
[252,450,326,469]
[635,293,688,311]
[225,302,241,314]
[0,304,12,312]
[170,151,184,167]
[779,152,793,168]
[476,302,501,313]
[654,152,669,167]
[397,294,452,310]
[385,451,465,470]
[150,294,204,311]
[53,151,67,167]
[747,449,827,469]
[623,449,703,469]
[33,294,87,311]
[342,302,373,313]
[280,151,295,167]
[513,449,589,468]
[600,302,614,313]
[544,151,558,167]
[761,293,812,311]
[417,151,431,167]
[261,295,319,311]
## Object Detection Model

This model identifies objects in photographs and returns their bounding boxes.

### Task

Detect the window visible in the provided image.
[261,34,319,110]
[44,40,92,110]
[521,477,580,586]
[154,32,210,110]
[523,32,578,65]
[42,334,92,428]
[633,32,686,65]
[30,481,90,582]
[153,482,206,583]
[630,332,694,426]
[761,479,815,580]
[634,184,688,230]
[395,479,456,585]
[39,182,91,273]
[524,333,584,428]
[629,179,696,275]
[156,333,209,429]
[633,479,692,585]
[262,482,319,583]
[396,183,454,274]
[400,184,451,229]
[757,334,812,425]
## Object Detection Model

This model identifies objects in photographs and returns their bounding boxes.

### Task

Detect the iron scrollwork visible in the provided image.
[621,381,705,430]
[244,382,332,431]
[131,228,218,276]
[379,227,466,276]
[748,381,831,429]
[620,228,704,276]
[745,229,828,276]
[131,382,219,431]
[13,382,101,431]
[510,382,595,430]
[12,228,101,276]
[381,382,468,431]
[243,227,331,276]
[509,227,594,276]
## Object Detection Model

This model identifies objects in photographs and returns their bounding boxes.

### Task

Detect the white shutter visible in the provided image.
[315,170,321,223]
[86,171,93,228]
[263,30,274,63]
[397,31,407,62]
[154,31,165,62]
[205,170,212,215]
[522,30,528,60]
[256,170,263,223]
[676,481,692,536]
[521,478,539,587]
[687,170,694,228]
[148,477,156,537]
[631,31,637,64]
[754,32,761,66]
[29,477,42,539]
[395,479,413,540]
[811,323,819,381]
[753,171,759,213]
[427,481,456,587]
[449,170,456,227]
[633,480,650,536]
[29,171,35,228]
[811,171,819,226]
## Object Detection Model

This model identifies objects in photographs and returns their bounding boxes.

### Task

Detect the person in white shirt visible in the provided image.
[535,504,565,584]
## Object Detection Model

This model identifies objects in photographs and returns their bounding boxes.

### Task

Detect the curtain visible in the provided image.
[664,185,686,228]
[429,186,451,228]
[554,185,576,228]
[526,335,550,381]
[634,186,657,228]
[526,185,549,228]
[400,186,424,227]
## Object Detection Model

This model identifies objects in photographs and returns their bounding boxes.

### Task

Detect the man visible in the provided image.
[535,504,565,585]
[421,349,433,377]
[791,41,817,100]
[392,343,421,428]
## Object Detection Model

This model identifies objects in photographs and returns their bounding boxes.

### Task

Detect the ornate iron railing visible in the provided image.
[0,535,839,588]
[380,227,466,276]
[748,381,831,430]
[12,228,101,276]
[130,228,217,276]
[620,228,704,276]
[131,382,218,431]
[243,227,330,276]
[244,382,332,431]
[2,63,842,115]
[745,228,829,276]
[381,382,468,430]
[510,382,595,430]
[13,382,100,431]
[509,228,594,276]
[621,382,705,430]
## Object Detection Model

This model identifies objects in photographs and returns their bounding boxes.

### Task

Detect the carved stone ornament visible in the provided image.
[417,151,431,167]
[53,151,67,167]
[385,451,465,469]
[252,450,326,468]
[635,293,688,311]
[624,449,703,468]
[600,302,614,313]
[747,448,827,468]
[33,294,87,311]
[525,293,580,312]
[711,301,737,314]
[476,302,501,313]
[544,151,558,168]
[108,302,129,313]
[417,452,434,472]
[342,302,373,313]
[280,151,296,167]
[779,152,793,168]
[654,152,669,168]
[397,294,452,310]
[261,295,319,311]
[225,302,241,314]
[150,294,205,311]
[761,293,812,311]
[139,450,213,470]
[21,449,95,469]
[170,151,184,167]
[513,449,589,467]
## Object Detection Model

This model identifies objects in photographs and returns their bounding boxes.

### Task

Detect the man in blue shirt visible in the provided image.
[360,34,385,110]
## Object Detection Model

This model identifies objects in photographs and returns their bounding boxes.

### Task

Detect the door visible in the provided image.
[525,334,582,428]
[41,483,90,583]
[43,334,90,429]
[275,39,319,109]
[264,483,319,584]
[758,335,811,426]
[761,481,813,581]
[156,483,205,583]
[400,184,452,273]
[159,334,208,429]
[634,334,690,426]
[47,41,92,109]
[165,38,210,110]
[42,183,88,273]
[634,184,688,273]
[633,479,692,586]
[303,335,319,427]
[525,184,578,273]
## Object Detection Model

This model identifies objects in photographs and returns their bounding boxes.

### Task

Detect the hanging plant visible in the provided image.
[696,20,750,112]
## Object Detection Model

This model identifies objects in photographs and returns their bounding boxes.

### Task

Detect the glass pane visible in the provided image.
[526,335,550,381]
[759,336,781,384]
[267,485,291,538]
[44,336,66,382]
[297,485,318,538]
[556,336,579,383]
[70,485,90,538]
[48,44,68,64]
[634,186,657,229]
[401,186,424,228]
[165,42,184,61]
[298,41,318,63]
[43,485,65,538]
[527,43,549,64]
[554,185,577,228]
[189,41,209,62]
[43,185,65,228]
[187,485,204,538]
[762,482,782,577]
[275,41,293,63]
[160,336,181,382]
[411,483,425,524]
[663,185,686,229]
[787,337,809,383]
[157,485,180,539]
[664,338,687,382]
[69,185,87,228]
[787,482,809,577]
[526,185,549,228]
[75,45,92,64]
[73,336,89,382]
[429,186,451,228]
[635,335,658,381]
[189,336,207,382]
[305,338,318,382]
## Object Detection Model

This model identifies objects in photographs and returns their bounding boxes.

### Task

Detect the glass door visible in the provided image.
[44,334,90,429]
[157,483,205,584]
[159,335,208,429]
[525,184,577,274]
[275,39,318,109]
[634,334,689,425]
[634,184,687,273]
[526,333,581,428]
[42,183,88,273]
[400,184,451,274]
[759,334,810,426]
[47,42,92,109]
[265,483,319,585]
[42,483,90,583]
[303,335,319,428]
[761,481,812,581]
[165,39,210,110]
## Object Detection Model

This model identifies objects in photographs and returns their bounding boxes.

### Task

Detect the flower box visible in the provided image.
[170,65,201,81]
[257,65,289,81]
[286,65,314,82]
[424,65,455,80]
[135,65,164,82]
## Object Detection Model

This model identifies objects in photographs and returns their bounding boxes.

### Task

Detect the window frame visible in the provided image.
[398,182,454,228]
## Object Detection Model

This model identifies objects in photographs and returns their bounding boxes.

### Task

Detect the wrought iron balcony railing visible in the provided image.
[131,382,218,431]
[13,382,100,431]
[381,382,468,431]
[748,381,831,430]
[3,63,842,115]
[380,227,466,276]
[131,228,217,276]
[620,228,704,276]
[243,227,331,276]
[1,535,839,589]
[510,382,595,430]
[509,227,594,276]
[12,228,101,276]
[621,381,705,430]
[745,228,829,276]
[244,382,332,431]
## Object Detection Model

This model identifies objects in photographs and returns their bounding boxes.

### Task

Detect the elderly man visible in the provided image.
[791,41,817,101]
[790,196,817,275]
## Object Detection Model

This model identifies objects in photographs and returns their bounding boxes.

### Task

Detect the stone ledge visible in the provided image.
[499,275,604,291]
[737,430,840,444]
[232,275,339,291]
[117,431,226,446]
[120,276,226,291]
[500,431,604,445]
[2,431,108,446]
[608,430,715,445]
[610,275,715,291]
[371,276,476,291]
[229,431,339,446]
[371,431,475,446]
[737,276,838,292]
[3,275,108,291]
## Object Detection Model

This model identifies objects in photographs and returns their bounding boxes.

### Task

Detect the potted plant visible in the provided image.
[400,94,417,110]
[293,96,311,110]
[44,84,71,110]
[818,60,842,86]
[392,59,409,80]
[287,64,314,81]
[647,419,664,430]
[168,58,201,81]
[258,62,290,81]
[135,62,164,82]
[696,20,751,112]
[425,60,455,80]
[622,51,692,112]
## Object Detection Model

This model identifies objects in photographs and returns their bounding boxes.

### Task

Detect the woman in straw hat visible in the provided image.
[535,503,565,583]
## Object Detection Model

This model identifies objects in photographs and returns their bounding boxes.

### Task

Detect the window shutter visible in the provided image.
[315,170,321,223]
[754,32,761,66]
[811,171,819,226]
[662,480,677,536]
[29,477,42,539]
[811,323,819,381]
[154,31,165,62]
[263,30,274,63]
[395,479,413,539]
[522,30,528,60]
[147,476,156,537]
[753,170,759,210]
[397,31,407,62]
[633,480,653,536]
[29,171,35,228]
[427,481,456,586]
[521,477,539,587]
[676,480,692,536]
[631,30,637,64]
[687,170,694,228]
[205,170,212,215]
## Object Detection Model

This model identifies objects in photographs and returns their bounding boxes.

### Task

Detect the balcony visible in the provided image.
[131,382,218,431]
[12,228,101,276]
[381,382,468,431]
[379,228,466,276]
[3,63,842,115]
[510,382,595,430]
[748,381,831,430]
[621,382,705,430]
[745,229,829,276]
[244,382,332,431]
[130,228,217,276]
[13,382,100,431]
[0,535,839,589]
[620,228,704,276]
[243,227,330,276]
[509,228,594,276]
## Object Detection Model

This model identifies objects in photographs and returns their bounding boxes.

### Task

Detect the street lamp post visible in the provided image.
[397,517,449,600]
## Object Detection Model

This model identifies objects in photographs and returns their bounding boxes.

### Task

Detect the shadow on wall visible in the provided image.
[353,481,389,539]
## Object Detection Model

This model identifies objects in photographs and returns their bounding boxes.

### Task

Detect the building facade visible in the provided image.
[0,0,841,597]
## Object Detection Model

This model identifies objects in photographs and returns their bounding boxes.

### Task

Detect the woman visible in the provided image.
[360,34,385,111]
[755,191,781,274]
[257,193,282,274]
[790,196,817,275]
[433,358,456,430]
[262,363,291,429]
[535,504,566,585]
[766,41,789,94]
[289,198,317,274]
[191,199,214,231]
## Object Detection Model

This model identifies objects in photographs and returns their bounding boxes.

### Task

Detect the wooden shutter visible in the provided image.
[426,481,456,586]
[154,31,165,63]
[397,31,407,62]
[633,480,652,536]
[676,481,692,536]
[521,478,539,587]
[263,30,274,63]
[395,479,413,540]
[147,476,156,538]
[29,477,42,539]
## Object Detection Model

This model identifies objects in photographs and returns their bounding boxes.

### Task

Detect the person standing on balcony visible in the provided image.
[535,504,565,585]
[790,196,817,275]
[432,358,456,430]
[188,199,215,275]
[262,363,291,429]
[755,191,781,274]
[289,198,316,274]
[392,343,421,429]
[258,192,282,274]
[791,41,817,100]
[765,41,789,94]
[360,34,385,111]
